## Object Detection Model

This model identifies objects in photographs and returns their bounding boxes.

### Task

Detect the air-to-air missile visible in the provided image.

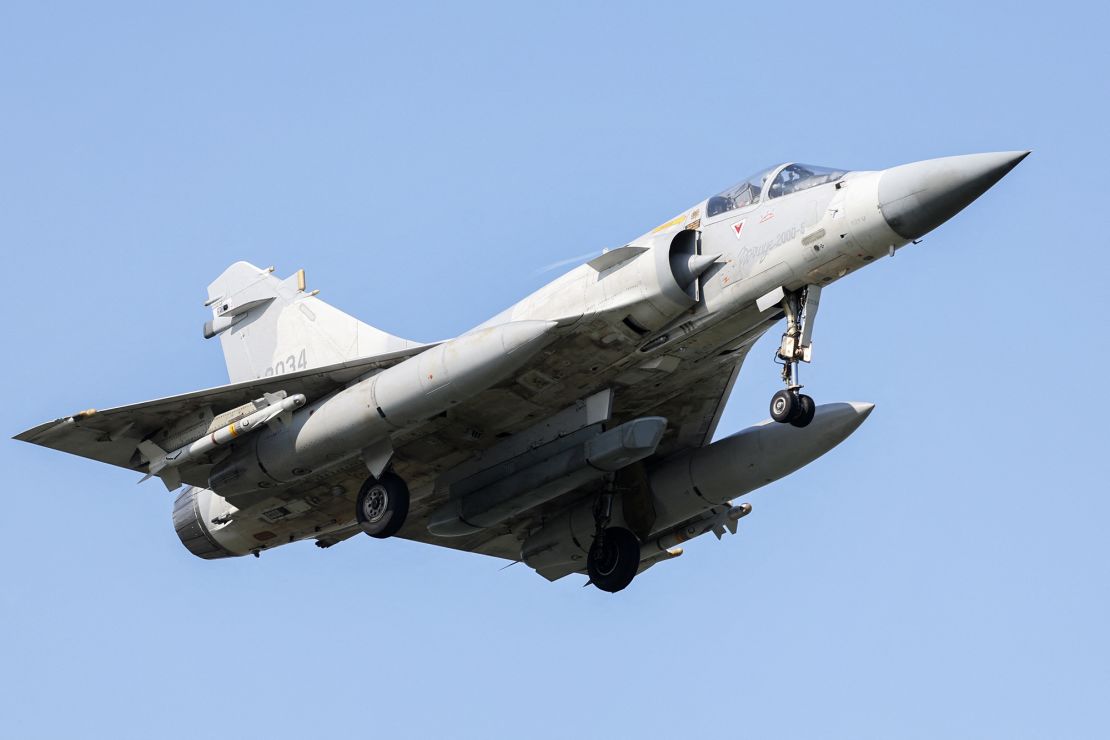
[635,503,754,573]
[139,392,307,489]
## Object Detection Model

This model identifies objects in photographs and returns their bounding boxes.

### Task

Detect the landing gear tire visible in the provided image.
[790,394,816,428]
[587,526,640,593]
[770,389,800,423]
[356,472,410,539]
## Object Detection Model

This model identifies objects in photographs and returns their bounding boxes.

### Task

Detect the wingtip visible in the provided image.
[12,418,68,444]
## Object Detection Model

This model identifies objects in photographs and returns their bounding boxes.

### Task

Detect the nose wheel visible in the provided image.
[770,389,816,427]
[770,285,821,428]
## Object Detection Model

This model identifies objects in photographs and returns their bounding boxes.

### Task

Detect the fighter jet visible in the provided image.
[16,151,1027,592]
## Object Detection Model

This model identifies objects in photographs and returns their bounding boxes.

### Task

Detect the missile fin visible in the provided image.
[261,391,287,407]
[137,440,168,475]
[259,405,289,428]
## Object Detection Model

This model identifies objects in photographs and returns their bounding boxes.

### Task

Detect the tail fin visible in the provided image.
[204,262,422,383]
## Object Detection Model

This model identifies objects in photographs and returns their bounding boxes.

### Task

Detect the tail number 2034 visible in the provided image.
[264,349,308,377]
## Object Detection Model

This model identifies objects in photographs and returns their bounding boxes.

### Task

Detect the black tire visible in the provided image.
[587,526,640,593]
[790,394,816,428]
[770,389,799,423]
[356,472,410,539]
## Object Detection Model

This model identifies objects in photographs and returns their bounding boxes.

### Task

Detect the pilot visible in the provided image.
[706,194,732,217]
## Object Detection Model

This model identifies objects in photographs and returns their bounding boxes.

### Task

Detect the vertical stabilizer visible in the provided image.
[205,262,421,383]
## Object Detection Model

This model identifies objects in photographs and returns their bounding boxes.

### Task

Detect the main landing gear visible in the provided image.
[770,285,821,428]
[356,471,410,538]
[587,481,640,593]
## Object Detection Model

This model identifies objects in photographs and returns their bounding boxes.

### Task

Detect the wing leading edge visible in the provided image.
[14,344,436,475]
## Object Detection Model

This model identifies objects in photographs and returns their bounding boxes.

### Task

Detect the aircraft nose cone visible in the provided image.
[878,151,1029,240]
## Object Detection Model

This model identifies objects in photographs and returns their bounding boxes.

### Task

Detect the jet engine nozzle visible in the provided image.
[878,151,1029,241]
[173,486,240,559]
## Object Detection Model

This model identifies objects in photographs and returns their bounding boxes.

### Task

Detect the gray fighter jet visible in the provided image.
[16,151,1027,592]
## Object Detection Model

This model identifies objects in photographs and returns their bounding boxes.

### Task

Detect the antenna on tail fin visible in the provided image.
[205,262,421,384]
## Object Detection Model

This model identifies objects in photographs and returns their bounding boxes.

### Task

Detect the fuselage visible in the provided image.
[172,153,1028,563]
[485,162,904,353]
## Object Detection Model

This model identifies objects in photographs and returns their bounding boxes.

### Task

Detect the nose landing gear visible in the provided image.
[770,285,821,428]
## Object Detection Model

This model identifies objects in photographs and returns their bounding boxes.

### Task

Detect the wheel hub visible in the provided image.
[361,485,388,523]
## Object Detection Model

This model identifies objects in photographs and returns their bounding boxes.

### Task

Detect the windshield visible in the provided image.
[767,163,847,199]
[706,165,777,218]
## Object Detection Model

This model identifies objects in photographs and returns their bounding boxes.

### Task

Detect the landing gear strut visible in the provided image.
[771,285,821,428]
[356,471,410,539]
[587,482,640,593]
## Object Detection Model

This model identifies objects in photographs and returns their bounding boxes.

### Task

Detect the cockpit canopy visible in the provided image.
[706,163,848,218]
[706,166,776,217]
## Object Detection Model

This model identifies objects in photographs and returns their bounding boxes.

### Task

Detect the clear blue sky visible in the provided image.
[3,2,1107,738]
